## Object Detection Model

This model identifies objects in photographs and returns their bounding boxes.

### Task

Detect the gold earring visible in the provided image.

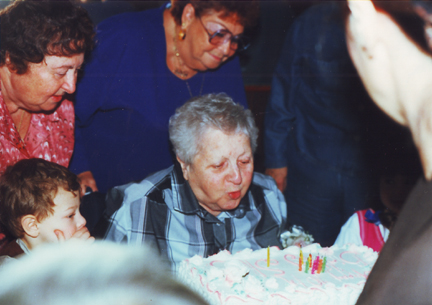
[178,29,186,40]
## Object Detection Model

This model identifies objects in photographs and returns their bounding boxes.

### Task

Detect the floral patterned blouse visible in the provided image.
[0,90,75,175]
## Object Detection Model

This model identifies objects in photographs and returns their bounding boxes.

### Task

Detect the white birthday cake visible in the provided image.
[177,243,377,305]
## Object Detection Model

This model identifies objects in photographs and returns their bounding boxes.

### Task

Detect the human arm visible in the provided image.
[263,26,299,183]
[78,171,98,196]
[334,213,362,247]
[265,167,288,192]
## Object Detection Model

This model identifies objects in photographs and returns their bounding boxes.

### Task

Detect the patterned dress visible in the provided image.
[0,89,75,174]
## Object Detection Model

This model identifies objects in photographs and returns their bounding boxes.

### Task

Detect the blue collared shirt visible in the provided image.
[264,3,383,175]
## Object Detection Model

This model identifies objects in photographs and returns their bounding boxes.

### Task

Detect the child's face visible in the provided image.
[37,188,86,242]
[380,174,417,214]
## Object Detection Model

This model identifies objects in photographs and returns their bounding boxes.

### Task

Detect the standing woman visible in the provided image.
[0,0,94,178]
[72,0,259,193]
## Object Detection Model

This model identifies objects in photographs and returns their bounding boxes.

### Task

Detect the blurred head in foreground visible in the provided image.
[0,241,208,305]
[345,0,432,179]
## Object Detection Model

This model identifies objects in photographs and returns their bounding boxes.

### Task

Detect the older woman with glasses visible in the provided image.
[102,93,287,270]
[71,0,259,194]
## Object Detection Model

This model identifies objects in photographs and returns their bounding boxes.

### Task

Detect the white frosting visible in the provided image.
[177,244,377,305]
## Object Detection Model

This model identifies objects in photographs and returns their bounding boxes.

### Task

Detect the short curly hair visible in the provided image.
[170,0,259,28]
[0,0,95,75]
[0,158,80,239]
[169,93,258,165]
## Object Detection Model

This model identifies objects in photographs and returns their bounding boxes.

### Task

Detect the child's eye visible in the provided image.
[68,213,75,219]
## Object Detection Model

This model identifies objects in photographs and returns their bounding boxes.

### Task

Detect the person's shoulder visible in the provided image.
[251,172,279,191]
[0,255,17,270]
[97,6,163,37]
[123,166,174,203]
[297,2,343,25]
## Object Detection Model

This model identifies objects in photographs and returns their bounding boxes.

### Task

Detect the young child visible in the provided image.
[0,159,94,264]
[335,149,422,252]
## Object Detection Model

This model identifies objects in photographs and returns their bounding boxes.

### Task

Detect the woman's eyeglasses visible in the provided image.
[198,17,250,52]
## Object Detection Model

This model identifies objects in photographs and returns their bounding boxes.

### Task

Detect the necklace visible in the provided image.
[16,109,25,135]
[185,74,206,98]
[172,27,190,79]
[172,25,206,97]
[15,109,27,151]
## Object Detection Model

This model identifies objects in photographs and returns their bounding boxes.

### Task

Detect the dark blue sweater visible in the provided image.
[71,4,247,192]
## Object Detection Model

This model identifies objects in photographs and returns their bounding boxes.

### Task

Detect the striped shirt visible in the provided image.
[103,163,287,270]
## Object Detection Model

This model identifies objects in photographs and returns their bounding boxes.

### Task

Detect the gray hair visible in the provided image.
[169,93,258,164]
[0,241,208,305]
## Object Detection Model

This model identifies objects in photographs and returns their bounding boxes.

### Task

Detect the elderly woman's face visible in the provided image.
[181,6,244,71]
[179,128,253,216]
[3,54,84,112]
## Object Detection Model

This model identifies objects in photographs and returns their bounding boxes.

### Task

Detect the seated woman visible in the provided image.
[101,93,287,270]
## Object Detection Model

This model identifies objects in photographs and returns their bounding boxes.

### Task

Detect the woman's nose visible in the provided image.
[227,164,242,185]
[219,40,233,56]
[62,72,77,94]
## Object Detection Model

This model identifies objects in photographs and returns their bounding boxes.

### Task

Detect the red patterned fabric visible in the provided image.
[0,89,75,175]
[357,209,385,252]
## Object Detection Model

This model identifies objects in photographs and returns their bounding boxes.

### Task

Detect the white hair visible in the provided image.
[169,93,258,164]
[0,241,208,305]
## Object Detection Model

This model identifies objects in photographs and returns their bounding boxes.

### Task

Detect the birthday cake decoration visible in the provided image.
[177,243,378,305]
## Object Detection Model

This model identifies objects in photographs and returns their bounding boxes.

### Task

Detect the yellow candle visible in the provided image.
[300,246,303,262]
[267,246,270,267]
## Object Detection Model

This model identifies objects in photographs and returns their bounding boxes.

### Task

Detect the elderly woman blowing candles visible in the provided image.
[102,93,287,270]
[0,0,94,182]
[72,0,259,193]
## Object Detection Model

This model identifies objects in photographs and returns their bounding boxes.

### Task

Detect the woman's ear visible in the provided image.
[176,156,190,181]
[3,53,15,73]
[21,215,39,238]
[181,3,196,29]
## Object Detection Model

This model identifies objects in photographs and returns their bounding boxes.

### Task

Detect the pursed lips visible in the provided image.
[228,190,241,200]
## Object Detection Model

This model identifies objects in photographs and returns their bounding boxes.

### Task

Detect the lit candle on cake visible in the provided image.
[312,256,319,274]
[299,246,303,271]
[322,257,327,273]
[305,259,309,273]
[267,246,270,267]
[317,258,323,274]
[300,246,303,262]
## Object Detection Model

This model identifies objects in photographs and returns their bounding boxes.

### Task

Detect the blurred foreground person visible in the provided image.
[345,0,432,304]
[0,241,208,305]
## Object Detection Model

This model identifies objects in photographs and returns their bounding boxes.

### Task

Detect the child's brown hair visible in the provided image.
[0,159,80,238]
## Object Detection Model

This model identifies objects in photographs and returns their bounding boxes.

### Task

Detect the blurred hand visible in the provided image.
[265,167,288,192]
[77,171,98,196]
[55,227,95,243]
